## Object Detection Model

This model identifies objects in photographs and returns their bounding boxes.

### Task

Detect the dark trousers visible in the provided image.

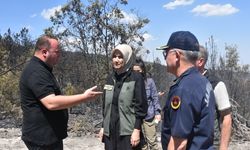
[104,135,142,150]
[24,140,63,150]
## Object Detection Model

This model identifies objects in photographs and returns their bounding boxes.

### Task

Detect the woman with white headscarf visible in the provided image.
[99,44,148,150]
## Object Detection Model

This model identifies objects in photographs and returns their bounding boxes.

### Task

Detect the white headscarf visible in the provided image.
[111,44,135,74]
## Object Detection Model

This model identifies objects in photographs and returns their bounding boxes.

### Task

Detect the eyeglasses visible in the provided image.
[162,49,176,59]
[162,51,167,59]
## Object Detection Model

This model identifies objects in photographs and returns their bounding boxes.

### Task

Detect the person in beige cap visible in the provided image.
[99,44,148,150]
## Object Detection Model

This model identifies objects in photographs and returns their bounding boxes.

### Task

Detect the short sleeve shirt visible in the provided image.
[204,70,231,111]
[161,67,215,150]
[19,56,68,145]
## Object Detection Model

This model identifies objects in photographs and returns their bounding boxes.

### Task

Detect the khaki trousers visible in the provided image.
[142,120,159,150]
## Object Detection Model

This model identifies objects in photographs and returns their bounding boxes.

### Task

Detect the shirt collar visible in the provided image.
[32,56,53,72]
[173,66,198,85]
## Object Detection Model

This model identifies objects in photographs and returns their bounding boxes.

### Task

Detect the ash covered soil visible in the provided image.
[1,128,250,150]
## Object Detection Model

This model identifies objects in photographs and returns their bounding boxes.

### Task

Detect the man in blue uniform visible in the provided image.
[157,31,215,150]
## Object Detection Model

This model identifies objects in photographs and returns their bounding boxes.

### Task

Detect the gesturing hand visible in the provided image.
[84,86,103,100]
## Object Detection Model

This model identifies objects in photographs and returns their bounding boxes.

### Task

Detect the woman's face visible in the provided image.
[133,65,143,73]
[112,50,125,71]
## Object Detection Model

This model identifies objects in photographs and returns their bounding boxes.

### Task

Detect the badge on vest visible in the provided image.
[104,84,113,91]
[171,96,181,110]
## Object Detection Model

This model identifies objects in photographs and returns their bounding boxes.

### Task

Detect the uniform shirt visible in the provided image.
[161,67,215,150]
[19,56,68,145]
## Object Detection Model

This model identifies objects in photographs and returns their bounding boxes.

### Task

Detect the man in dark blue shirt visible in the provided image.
[157,31,215,150]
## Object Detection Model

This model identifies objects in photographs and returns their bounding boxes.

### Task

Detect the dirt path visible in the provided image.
[0,128,104,150]
[0,136,104,150]
[1,128,250,150]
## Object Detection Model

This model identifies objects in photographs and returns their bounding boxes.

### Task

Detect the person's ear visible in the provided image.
[196,58,205,67]
[41,49,48,57]
[199,58,204,65]
[175,50,181,61]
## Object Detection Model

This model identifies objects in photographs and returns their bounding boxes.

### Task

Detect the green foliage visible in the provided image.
[0,72,22,119]
[0,28,33,126]
[46,0,149,90]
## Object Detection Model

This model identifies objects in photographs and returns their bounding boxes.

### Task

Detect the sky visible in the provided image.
[0,0,249,65]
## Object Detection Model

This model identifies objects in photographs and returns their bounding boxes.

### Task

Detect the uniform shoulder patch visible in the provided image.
[171,96,181,110]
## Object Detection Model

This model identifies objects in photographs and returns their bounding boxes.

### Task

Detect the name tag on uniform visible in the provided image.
[104,84,113,91]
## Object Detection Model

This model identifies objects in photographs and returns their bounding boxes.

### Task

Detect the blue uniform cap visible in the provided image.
[156,31,199,52]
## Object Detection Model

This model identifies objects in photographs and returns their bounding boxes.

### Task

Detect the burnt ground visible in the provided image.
[1,113,250,150]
